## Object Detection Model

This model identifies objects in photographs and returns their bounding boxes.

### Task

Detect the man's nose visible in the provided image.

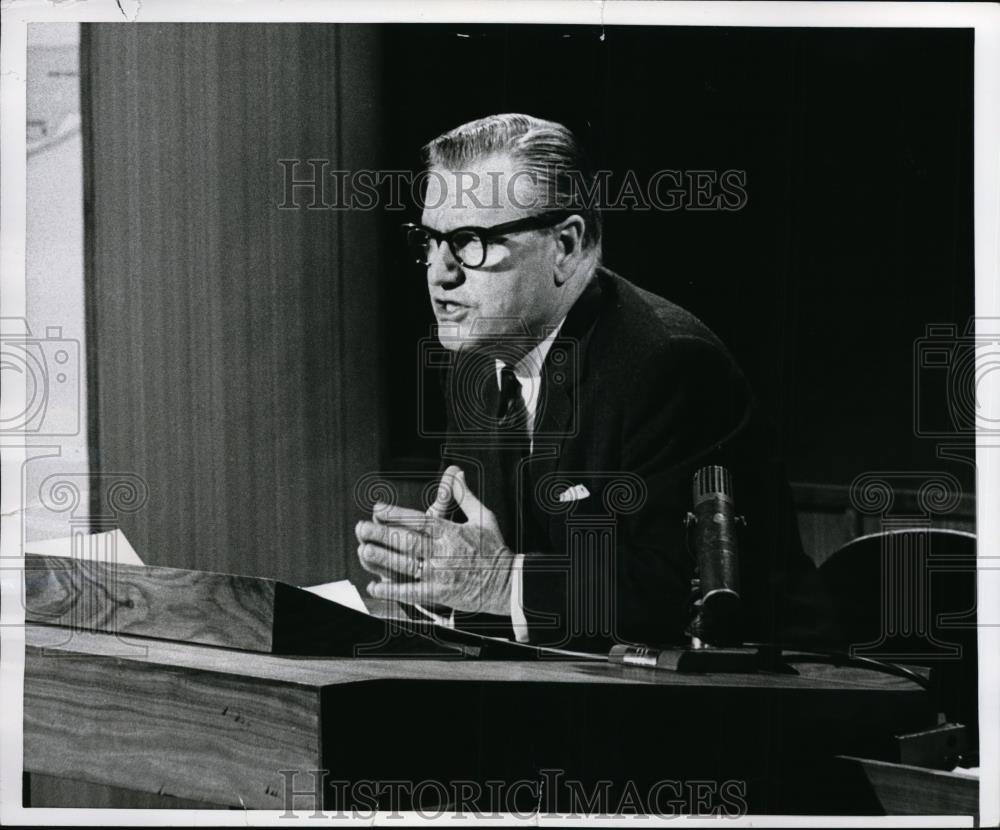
[426,239,463,287]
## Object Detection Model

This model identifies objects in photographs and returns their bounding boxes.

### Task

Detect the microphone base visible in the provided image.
[608,644,762,673]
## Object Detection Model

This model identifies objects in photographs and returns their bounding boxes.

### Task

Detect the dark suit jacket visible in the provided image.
[440,267,816,652]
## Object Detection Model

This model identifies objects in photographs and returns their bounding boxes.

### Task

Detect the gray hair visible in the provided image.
[422,113,603,252]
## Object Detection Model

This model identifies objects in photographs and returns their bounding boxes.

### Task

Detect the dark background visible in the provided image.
[81,24,975,589]
[380,25,975,492]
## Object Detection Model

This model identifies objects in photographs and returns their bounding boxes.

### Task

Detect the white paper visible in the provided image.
[302,579,369,614]
[23,527,144,566]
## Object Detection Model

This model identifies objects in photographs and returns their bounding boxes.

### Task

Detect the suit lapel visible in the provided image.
[524,272,607,528]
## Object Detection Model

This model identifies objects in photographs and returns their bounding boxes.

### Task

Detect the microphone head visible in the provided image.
[692,464,734,505]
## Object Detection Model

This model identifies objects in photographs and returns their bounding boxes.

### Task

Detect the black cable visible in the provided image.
[745,641,933,692]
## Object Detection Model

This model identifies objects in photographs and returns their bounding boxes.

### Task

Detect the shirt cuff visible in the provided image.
[509,553,530,643]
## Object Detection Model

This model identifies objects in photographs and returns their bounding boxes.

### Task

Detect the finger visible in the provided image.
[356,546,399,580]
[427,466,458,518]
[367,578,431,606]
[452,469,488,524]
[357,543,423,580]
[356,520,434,557]
[427,465,462,518]
[373,502,434,530]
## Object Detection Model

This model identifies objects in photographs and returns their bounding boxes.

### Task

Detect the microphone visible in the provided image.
[602,465,764,674]
[686,465,744,647]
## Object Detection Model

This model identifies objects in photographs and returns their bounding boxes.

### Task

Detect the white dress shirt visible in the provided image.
[496,320,566,642]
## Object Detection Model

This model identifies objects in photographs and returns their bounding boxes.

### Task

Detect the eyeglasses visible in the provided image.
[401,211,575,270]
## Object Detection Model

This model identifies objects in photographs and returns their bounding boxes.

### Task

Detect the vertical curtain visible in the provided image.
[83,24,383,586]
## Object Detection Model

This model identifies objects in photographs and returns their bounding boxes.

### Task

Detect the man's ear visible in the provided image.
[553,215,587,285]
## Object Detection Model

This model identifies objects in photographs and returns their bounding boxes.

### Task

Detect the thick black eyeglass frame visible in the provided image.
[401,210,576,269]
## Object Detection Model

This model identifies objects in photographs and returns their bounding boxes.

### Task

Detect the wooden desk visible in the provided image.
[22,624,957,815]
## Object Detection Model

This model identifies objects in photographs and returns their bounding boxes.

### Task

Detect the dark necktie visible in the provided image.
[498,364,530,435]
[496,365,532,535]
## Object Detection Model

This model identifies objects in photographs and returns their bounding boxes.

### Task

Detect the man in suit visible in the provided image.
[356,113,814,652]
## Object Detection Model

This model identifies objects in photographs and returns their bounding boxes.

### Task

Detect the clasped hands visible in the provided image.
[355,465,515,617]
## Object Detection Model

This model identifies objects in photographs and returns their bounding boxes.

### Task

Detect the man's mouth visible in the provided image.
[434,298,470,319]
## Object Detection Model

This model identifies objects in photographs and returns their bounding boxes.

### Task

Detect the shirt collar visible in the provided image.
[495,318,566,387]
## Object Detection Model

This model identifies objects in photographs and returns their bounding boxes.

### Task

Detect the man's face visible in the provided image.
[421,154,563,353]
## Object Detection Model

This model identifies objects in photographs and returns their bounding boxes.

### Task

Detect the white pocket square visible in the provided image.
[558,483,591,503]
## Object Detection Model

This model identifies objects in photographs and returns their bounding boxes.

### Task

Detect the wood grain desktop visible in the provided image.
[23,624,944,814]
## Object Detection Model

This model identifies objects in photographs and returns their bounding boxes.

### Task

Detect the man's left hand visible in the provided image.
[356,467,515,616]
